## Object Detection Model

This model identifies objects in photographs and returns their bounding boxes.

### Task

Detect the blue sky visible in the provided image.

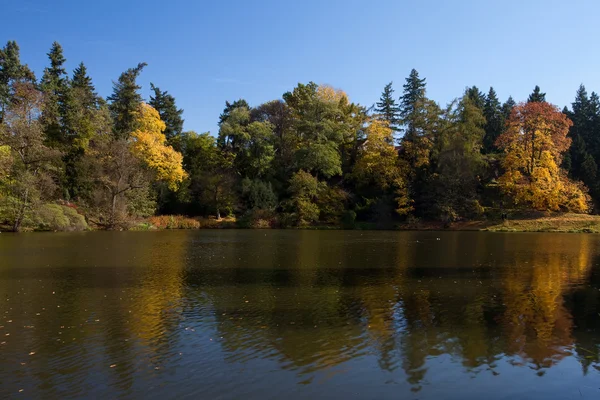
[3,0,600,134]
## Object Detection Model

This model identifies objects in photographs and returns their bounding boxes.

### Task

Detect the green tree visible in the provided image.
[0,82,61,231]
[527,85,546,103]
[149,83,184,151]
[482,87,504,153]
[184,132,236,219]
[465,86,485,110]
[432,94,486,221]
[375,82,401,133]
[400,69,427,139]
[107,62,147,139]
[0,41,35,123]
[283,82,345,179]
[40,41,74,147]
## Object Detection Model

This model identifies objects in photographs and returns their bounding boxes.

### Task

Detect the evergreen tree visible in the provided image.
[40,41,74,146]
[375,82,401,132]
[107,62,147,139]
[72,62,99,109]
[465,86,485,110]
[149,83,184,150]
[482,87,504,153]
[502,96,516,120]
[399,69,427,140]
[0,41,35,123]
[527,85,546,103]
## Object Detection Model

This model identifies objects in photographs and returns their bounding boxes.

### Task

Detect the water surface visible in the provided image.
[1,230,600,399]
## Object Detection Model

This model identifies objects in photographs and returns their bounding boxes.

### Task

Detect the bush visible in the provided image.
[148,215,201,229]
[34,204,88,231]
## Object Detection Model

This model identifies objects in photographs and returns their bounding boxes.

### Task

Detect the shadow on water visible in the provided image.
[1,230,600,399]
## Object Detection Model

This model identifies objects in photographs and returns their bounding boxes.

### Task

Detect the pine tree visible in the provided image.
[149,83,184,149]
[0,41,35,123]
[465,86,485,110]
[399,69,427,139]
[72,62,99,109]
[502,96,516,121]
[482,87,504,153]
[527,85,546,103]
[375,82,401,132]
[40,41,74,146]
[107,62,147,139]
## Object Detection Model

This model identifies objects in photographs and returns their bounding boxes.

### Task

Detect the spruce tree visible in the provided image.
[465,86,485,110]
[527,85,546,103]
[107,62,147,139]
[149,83,184,149]
[399,69,427,139]
[502,96,516,120]
[72,62,99,109]
[0,40,35,123]
[40,41,74,146]
[375,82,401,132]
[482,87,504,153]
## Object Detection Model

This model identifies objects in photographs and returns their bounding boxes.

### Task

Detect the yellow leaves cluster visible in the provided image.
[496,102,589,213]
[130,103,187,190]
[316,84,348,104]
[0,145,11,178]
[353,119,412,215]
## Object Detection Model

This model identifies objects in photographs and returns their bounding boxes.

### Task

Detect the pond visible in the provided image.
[1,230,600,399]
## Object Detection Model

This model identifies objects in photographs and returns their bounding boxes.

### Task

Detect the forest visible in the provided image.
[0,40,598,231]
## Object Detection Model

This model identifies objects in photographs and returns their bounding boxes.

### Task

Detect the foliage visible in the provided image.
[130,103,187,190]
[2,41,600,231]
[496,101,589,212]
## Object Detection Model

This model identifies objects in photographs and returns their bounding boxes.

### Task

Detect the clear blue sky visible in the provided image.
[3,0,600,134]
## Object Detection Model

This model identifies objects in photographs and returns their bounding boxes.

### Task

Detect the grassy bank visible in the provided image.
[395,212,600,233]
[132,212,600,233]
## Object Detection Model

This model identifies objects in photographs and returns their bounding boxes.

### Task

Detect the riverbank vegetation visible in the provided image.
[2,41,600,231]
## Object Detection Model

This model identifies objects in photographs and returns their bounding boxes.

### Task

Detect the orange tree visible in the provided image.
[495,101,589,212]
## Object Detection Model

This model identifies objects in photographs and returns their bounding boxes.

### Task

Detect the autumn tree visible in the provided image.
[495,101,589,212]
[352,119,411,217]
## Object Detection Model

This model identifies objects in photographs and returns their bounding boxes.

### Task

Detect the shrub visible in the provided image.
[148,215,201,229]
[33,204,88,231]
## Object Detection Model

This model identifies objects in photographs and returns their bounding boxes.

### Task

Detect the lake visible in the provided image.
[1,230,600,399]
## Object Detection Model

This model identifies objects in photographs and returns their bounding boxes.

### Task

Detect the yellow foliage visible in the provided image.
[353,119,412,215]
[130,103,187,190]
[497,102,589,213]
[0,145,11,178]
[316,84,348,103]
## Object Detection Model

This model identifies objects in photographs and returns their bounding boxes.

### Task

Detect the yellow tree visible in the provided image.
[496,102,589,212]
[352,119,412,215]
[130,103,187,190]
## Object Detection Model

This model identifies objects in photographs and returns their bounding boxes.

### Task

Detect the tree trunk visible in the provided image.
[13,188,29,232]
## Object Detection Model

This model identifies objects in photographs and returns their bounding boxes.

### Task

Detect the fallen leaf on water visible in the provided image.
[110,364,117,368]
[29,352,35,356]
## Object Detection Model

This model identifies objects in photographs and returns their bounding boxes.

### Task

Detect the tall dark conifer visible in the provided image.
[0,41,35,123]
[375,82,401,132]
[482,87,504,153]
[107,62,147,139]
[399,69,427,140]
[527,85,546,103]
[149,83,184,149]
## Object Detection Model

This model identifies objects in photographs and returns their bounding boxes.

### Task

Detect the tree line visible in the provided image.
[0,41,597,230]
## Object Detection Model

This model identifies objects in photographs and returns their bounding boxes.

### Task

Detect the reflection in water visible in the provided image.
[1,231,600,399]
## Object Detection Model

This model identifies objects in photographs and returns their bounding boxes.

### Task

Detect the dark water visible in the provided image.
[1,231,600,399]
